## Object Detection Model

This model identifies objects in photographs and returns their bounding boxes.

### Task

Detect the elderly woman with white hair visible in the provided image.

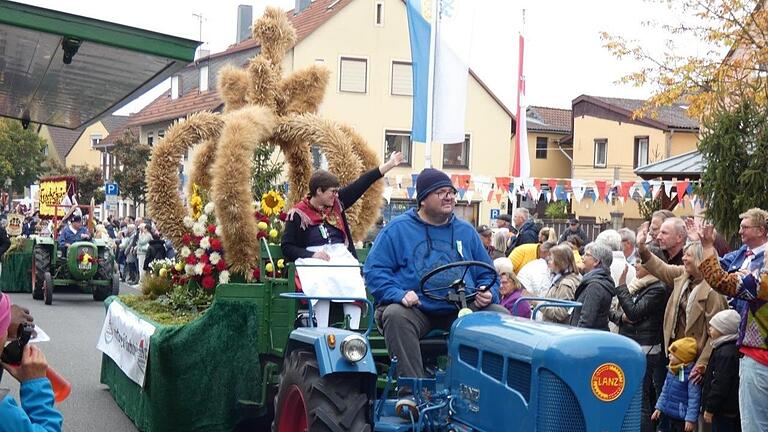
[570,242,616,330]
[595,229,636,287]
[493,257,530,318]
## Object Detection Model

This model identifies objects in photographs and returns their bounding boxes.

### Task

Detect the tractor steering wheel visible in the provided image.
[419,261,498,309]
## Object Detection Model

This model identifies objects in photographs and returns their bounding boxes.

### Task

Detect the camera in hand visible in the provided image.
[1,323,34,364]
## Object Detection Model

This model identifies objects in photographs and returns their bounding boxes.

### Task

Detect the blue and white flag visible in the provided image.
[407,0,476,144]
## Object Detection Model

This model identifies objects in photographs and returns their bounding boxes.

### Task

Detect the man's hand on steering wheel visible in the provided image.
[401,290,421,308]
[473,287,492,308]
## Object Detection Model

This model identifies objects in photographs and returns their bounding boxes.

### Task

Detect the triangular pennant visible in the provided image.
[686,183,694,196]
[383,186,393,204]
[406,186,416,200]
[486,189,494,203]
[460,175,472,189]
[450,174,460,187]
[512,177,523,195]
[495,192,502,203]
[496,177,511,193]
[676,180,689,204]
[465,190,474,203]
[533,178,542,191]
[458,188,466,200]
[663,181,673,198]
[641,181,651,197]
[594,180,608,200]
[547,179,558,193]
[411,173,419,186]
[620,181,634,199]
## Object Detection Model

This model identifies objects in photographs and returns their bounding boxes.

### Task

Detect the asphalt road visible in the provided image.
[4,282,142,432]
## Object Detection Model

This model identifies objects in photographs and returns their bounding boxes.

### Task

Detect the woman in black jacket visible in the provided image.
[281,152,403,328]
[611,245,670,432]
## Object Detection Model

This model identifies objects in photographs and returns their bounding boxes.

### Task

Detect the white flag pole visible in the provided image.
[424,0,439,168]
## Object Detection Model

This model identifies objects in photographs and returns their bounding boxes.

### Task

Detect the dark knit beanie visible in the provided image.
[416,168,454,204]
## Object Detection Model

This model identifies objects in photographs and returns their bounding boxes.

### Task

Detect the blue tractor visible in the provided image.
[271,261,646,431]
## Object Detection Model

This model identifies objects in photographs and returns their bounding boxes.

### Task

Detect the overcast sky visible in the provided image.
[23,0,700,114]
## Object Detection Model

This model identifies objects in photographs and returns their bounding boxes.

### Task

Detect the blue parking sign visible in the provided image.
[105,182,119,196]
[490,208,500,220]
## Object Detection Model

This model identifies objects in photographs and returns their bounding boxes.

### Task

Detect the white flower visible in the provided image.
[180,246,191,258]
[253,201,261,211]
[192,222,206,237]
[195,248,205,258]
[199,236,211,250]
[204,202,215,215]
[183,216,194,228]
[209,252,221,265]
[194,263,204,275]
[218,270,230,285]
[215,225,222,236]
[197,214,208,224]
[185,264,195,275]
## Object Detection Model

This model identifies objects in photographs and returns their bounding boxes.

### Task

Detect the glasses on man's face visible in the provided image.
[433,189,456,200]
[740,224,761,231]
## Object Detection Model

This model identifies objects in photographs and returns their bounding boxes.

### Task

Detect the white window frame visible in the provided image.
[535,136,548,159]
[384,129,412,167]
[442,134,471,169]
[338,56,369,94]
[171,75,180,100]
[374,1,384,26]
[390,60,413,96]
[199,64,209,92]
[594,139,607,168]
[634,136,649,168]
[90,134,102,148]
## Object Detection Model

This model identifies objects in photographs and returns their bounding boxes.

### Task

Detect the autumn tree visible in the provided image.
[112,129,151,206]
[601,0,768,121]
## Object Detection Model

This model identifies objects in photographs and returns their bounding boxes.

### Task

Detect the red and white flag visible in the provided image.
[512,31,530,178]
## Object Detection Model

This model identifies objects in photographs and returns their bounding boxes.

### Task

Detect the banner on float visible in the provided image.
[97,301,156,387]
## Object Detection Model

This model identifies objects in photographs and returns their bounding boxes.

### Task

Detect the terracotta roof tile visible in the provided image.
[528,106,571,134]
[127,89,223,126]
[100,125,140,147]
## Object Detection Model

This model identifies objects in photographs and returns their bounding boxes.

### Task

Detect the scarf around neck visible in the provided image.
[627,274,660,295]
[289,197,348,246]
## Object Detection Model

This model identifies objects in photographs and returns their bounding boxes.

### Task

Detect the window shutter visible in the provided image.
[391,62,413,96]
[340,58,367,93]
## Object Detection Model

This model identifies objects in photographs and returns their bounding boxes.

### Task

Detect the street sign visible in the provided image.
[106,194,118,204]
[105,182,119,196]
[490,208,500,220]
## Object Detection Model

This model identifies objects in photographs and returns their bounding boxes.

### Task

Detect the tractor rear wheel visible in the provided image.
[272,348,371,432]
[43,272,53,305]
[33,246,51,300]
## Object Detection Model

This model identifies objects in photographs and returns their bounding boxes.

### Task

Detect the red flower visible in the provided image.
[216,259,227,272]
[278,211,288,222]
[201,276,216,290]
[182,233,192,245]
[260,215,269,223]
[210,238,222,251]
[257,231,267,240]
[203,264,213,275]
[199,253,209,264]
[207,224,217,234]
[186,254,197,265]
[252,268,261,281]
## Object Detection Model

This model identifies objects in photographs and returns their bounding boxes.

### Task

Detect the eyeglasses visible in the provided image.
[740,224,762,231]
[433,189,456,200]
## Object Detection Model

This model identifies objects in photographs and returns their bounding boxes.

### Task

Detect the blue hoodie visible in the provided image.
[364,209,500,314]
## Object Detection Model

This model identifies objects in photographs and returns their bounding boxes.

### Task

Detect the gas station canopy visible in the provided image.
[0,0,200,129]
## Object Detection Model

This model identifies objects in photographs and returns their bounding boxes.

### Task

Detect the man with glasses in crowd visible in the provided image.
[720,208,768,273]
[364,168,506,410]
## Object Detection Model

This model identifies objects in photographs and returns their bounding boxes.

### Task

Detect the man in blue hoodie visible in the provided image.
[364,168,505,382]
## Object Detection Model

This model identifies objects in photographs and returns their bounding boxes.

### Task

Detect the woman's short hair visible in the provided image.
[493,257,521,290]
[584,242,613,271]
[549,244,577,274]
[308,170,340,197]
[595,229,622,252]
[566,234,584,248]
[492,229,508,252]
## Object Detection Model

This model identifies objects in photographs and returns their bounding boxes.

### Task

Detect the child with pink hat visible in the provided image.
[0,293,63,432]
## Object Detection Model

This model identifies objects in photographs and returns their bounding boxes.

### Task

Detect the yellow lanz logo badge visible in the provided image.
[591,363,625,402]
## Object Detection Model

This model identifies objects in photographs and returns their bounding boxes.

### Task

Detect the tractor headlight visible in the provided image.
[340,334,368,363]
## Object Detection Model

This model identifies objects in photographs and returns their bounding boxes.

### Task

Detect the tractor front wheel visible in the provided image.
[43,272,53,305]
[272,348,371,432]
[33,246,51,300]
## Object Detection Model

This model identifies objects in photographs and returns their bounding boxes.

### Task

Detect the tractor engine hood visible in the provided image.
[445,312,645,432]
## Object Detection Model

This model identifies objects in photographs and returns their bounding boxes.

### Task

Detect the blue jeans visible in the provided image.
[739,356,768,432]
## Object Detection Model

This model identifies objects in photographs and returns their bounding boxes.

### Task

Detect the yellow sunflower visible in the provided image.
[261,190,285,217]
[190,184,203,219]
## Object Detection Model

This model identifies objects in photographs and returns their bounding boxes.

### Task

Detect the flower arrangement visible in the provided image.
[78,252,94,264]
[253,189,288,279]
